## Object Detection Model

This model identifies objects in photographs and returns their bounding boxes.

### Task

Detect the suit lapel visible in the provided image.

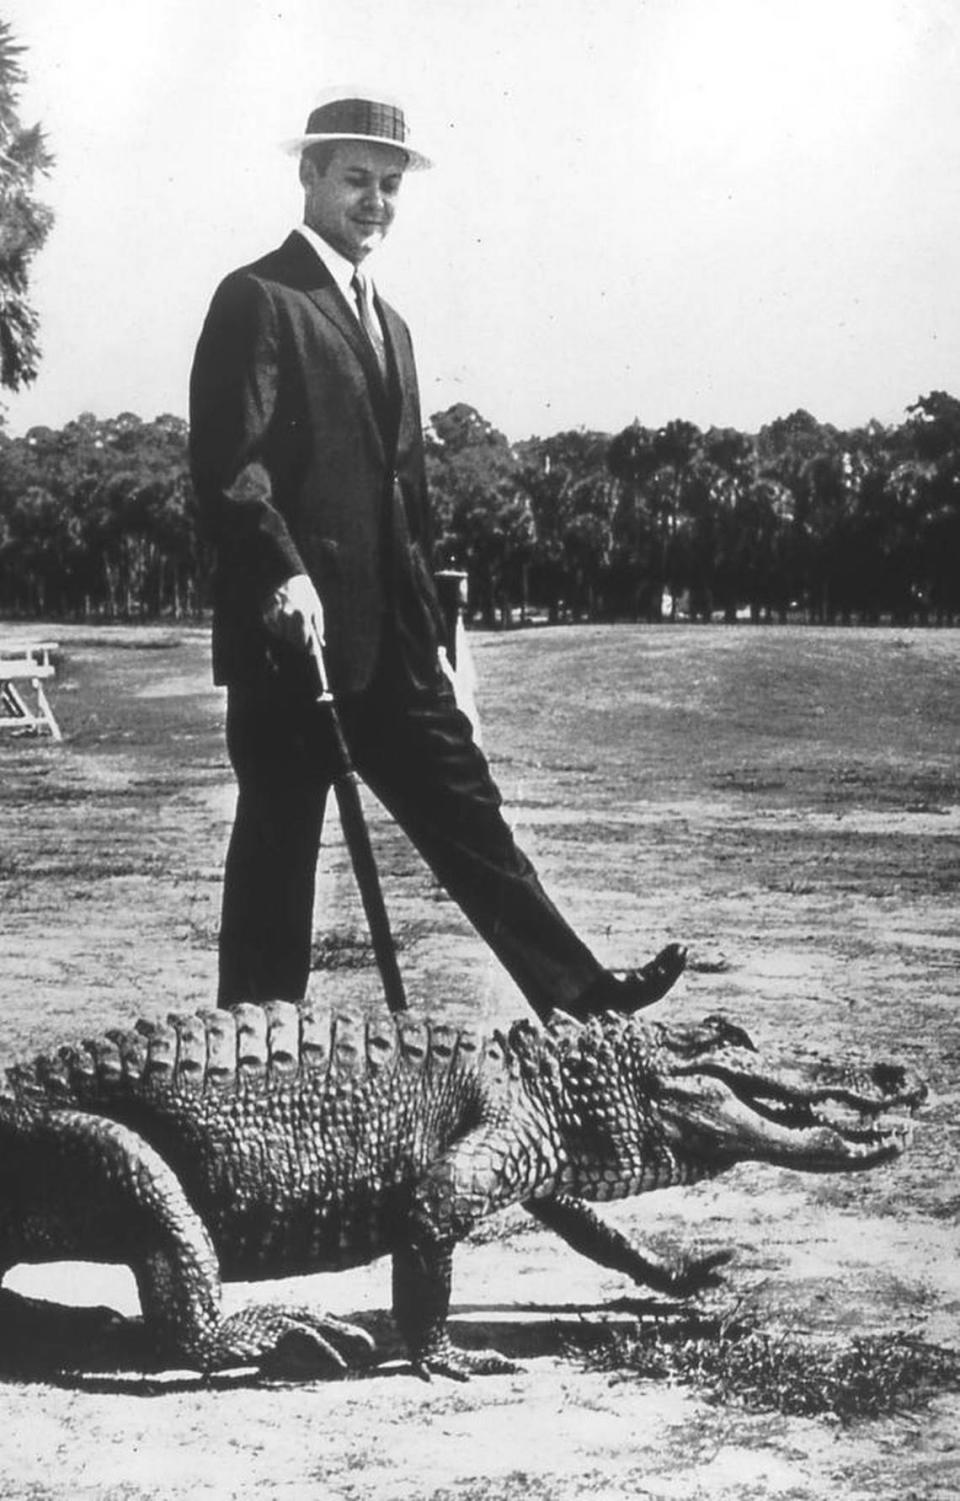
[271,234,407,461]
[305,279,381,381]
[375,296,406,451]
[311,280,400,452]
[379,300,413,405]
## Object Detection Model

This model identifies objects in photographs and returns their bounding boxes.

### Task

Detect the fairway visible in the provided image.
[0,622,958,1501]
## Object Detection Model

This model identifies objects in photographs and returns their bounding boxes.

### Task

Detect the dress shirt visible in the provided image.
[294,223,376,323]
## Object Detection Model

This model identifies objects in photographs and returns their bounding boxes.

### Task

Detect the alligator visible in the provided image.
[0,1003,923,1380]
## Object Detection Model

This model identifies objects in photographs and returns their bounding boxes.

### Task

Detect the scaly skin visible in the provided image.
[0,1003,924,1380]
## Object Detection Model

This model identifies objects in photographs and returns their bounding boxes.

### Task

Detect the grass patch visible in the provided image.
[310,930,379,971]
[5,782,96,805]
[66,633,184,652]
[575,1311,960,1424]
[33,855,168,880]
[309,919,445,972]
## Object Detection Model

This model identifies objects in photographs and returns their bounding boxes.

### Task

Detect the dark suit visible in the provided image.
[189,231,607,1016]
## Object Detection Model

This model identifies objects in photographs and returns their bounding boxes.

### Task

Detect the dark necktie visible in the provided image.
[351,269,388,380]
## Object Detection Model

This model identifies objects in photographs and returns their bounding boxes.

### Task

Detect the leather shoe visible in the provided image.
[570,942,687,1019]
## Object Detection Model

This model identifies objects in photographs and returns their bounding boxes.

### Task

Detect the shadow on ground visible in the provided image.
[0,1284,700,1393]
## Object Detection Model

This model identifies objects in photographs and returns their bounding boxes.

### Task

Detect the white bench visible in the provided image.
[0,641,62,741]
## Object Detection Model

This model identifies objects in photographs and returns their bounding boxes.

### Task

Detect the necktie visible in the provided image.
[351,269,388,380]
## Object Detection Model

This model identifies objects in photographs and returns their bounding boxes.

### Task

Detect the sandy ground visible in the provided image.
[0,621,958,1500]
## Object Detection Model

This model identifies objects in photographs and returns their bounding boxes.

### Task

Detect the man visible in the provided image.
[189,87,685,1022]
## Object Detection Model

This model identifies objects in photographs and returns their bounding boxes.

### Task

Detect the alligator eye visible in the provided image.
[871,1062,906,1094]
[703,1016,756,1052]
[727,1024,757,1053]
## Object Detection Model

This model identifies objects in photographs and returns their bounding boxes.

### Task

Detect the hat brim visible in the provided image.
[282,131,432,171]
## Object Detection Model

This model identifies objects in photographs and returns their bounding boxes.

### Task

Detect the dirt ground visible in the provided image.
[0,621,958,1501]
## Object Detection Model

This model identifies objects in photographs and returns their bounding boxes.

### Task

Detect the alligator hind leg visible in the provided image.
[5,1109,373,1378]
[527,1196,731,1297]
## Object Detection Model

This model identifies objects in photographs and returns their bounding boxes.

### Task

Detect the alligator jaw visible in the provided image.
[662,1070,919,1174]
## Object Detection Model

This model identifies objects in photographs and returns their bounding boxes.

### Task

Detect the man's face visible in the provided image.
[302,140,406,264]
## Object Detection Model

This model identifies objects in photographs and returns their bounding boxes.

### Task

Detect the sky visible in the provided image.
[1,0,958,443]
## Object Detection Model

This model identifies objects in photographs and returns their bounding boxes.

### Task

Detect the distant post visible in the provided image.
[434,569,480,741]
[435,570,469,669]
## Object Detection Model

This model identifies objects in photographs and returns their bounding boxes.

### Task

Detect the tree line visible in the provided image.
[0,411,200,618]
[429,392,960,626]
[1,392,958,627]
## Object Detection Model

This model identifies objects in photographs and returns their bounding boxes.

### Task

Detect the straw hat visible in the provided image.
[283,86,433,171]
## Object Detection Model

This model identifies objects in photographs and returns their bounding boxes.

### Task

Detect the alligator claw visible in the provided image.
[259,1320,376,1380]
[207,1305,376,1378]
[660,1248,734,1298]
[412,1343,520,1382]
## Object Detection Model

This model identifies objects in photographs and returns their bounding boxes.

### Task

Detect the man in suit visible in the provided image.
[189,87,686,1021]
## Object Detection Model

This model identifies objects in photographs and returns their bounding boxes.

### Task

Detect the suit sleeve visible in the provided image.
[188,271,304,600]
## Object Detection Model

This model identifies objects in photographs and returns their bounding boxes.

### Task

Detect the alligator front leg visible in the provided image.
[391,1240,519,1382]
[527,1196,731,1297]
[394,1122,540,1381]
[11,1110,373,1378]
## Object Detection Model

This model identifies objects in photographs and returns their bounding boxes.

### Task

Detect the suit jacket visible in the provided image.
[189,231,446,696]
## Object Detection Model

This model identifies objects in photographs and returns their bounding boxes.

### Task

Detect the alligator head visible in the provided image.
[543,1011,926,1199]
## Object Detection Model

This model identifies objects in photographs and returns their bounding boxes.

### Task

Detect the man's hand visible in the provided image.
[262,573,325,653]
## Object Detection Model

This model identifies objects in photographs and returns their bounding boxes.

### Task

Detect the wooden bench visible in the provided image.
[0,641,63,741]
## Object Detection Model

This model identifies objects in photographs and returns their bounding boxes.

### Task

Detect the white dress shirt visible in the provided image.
[294,223,375,321]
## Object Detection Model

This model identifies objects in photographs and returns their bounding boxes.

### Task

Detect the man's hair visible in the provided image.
[299,139,410,183]
[301,141,339,179]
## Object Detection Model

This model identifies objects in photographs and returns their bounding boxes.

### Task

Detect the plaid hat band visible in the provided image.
[305,98,408,147]
[284,89,432,170]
